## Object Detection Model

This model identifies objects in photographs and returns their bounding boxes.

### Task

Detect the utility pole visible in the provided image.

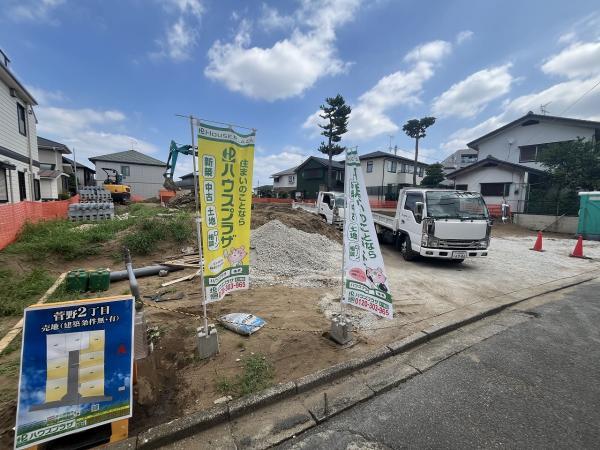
[388,135,394,152]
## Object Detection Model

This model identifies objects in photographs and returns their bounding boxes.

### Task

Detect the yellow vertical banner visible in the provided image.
[198,123,255,303]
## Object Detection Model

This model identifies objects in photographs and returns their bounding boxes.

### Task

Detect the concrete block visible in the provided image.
[197,324,219,359]
[296,360,355,394]
[330,316,352,345]
[387,331,429,354]
[230,397,315,449]
[350,346,393,370]
[406,331,482,373]
[137,404,228,449]
[302,375,375,422]
[228,381,297,419]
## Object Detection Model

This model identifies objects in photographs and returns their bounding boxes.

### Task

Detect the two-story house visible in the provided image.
[62,156,96,190]
[271,166,297,197]
[0,49,40,204]
[446,112,600,212]
[359,151,428,200]
[89,150,167,199]
[37,136,72,200]
[295,156,344,199]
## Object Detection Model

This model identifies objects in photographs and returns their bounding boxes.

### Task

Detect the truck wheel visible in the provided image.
[400,236,418,261]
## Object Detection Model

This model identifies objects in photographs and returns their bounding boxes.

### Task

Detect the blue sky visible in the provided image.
[2,0,599,185]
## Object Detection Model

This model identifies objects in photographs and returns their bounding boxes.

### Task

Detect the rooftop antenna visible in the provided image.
[388,135,394,152]
[394,144,398,156]
[130,138,137,151]
[540,102,551,115]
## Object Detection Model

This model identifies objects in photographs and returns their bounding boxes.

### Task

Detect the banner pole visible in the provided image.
[190,115,209,335]
[340,150,349,322]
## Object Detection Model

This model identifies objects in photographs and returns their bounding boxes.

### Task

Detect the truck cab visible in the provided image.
[316,191,345,227]
[374,189,491,262]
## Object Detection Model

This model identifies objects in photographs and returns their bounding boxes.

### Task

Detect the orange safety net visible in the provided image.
[252,198,294,204]
[0,196,79,251]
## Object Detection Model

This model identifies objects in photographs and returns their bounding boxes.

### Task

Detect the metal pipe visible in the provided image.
[109,264,183,282]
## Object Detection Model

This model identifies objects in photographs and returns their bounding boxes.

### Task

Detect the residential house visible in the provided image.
[446,112,600,212]
[441,148,478,172]
[62,156,96,189]
[177,172,195,191]
[358,151,428,200]
[271,166,297,197]
[89,150,167,199]
[0,49,40,204]
[37,136,72,199]
[295,156,344,199]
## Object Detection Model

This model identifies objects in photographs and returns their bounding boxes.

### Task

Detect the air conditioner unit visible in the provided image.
[9,88,17,98]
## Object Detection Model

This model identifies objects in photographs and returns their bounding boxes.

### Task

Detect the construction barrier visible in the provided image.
[252,198,294,204]
[487,204,510,218]
[158,190,177,204]
[370,200,398,209]
[0,196,79,250]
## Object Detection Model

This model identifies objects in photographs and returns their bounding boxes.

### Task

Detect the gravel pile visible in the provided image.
[250,220,342,287]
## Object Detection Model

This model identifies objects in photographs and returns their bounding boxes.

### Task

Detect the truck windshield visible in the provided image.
[334,195,345,207]
[425,191,488,219]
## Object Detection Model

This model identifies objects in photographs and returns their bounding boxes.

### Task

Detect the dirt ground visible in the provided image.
[1,203,599,446]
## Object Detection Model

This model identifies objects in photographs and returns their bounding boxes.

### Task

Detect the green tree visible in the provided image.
[420,163,445,187]
[402,117,436,186]
[538,138,600,191]
[318,94,351,190]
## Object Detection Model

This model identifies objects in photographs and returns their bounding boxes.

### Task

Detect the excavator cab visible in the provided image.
[163,140,195,191]
[102,168,131,204]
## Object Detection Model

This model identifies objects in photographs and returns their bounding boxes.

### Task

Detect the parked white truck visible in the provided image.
[373,189,491,262]
[292,191,345,227]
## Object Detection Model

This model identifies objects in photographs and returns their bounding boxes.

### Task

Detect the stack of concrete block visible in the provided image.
[68,202,115,221]
[79,186,113,203]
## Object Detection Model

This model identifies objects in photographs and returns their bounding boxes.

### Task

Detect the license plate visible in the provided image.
[452,251,467,259]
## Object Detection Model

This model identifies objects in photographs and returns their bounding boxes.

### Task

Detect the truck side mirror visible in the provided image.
[329,199,335,209]
[414,201,424,222]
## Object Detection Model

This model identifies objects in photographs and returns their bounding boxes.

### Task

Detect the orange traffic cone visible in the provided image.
[570,235,586,258]
[531,231,544,252]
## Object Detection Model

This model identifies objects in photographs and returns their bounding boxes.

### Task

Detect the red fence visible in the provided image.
[370,200,397,209]
[486,204,510,218]
[0,196,79,250]
[252,198,294,204]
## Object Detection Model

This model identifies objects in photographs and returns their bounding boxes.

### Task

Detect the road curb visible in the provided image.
[130,274,596,448]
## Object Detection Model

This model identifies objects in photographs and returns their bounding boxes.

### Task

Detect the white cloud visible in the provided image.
[258,4,295,31]
[456,30,474,44]
[303,39,452,141]
[432,64,514,118]
[404,40,452,63]
[8,0,65,23]
[558,31,577,45]
[26,85,67,104]
[32,86,159,162]
[541,41,600,79]
[205,0,361,101]
[151,0,205,62]
[252,146,309,186]
[441,74,600,150]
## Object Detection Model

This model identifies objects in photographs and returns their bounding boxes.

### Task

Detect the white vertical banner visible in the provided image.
[342,147,393,319]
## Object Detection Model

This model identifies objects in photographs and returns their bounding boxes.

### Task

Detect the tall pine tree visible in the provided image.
[318,94,351,190]
[402,117,436,186]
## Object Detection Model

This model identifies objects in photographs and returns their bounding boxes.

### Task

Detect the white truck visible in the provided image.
[372,188,492,262]
[292,191,345,227]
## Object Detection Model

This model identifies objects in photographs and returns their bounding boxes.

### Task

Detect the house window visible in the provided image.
[519,145,537,162]
[417,167,424,177]
[18,171,27,201]
[34,179,41,200]
[480,183,510,197]
[273,176,280,182]
[386,160,397,173]
[121,166,130,177]
[400,164,407,173]
[288,175,295,183]
[455,184,468,191]
[17,103,27,136]
[39,163,56,170]
[0,169,8,202]
[303,168,322,179]
[336,171,343,181]
[366,161,373,173]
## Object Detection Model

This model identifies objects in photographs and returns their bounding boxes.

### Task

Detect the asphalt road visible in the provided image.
[279,280,600,449]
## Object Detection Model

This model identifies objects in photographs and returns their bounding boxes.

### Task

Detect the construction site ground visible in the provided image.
[1,203,599,447]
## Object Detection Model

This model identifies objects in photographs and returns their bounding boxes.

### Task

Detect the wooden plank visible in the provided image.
[160,270,200,287]
[0,271,67,355]
[109,419,129,443]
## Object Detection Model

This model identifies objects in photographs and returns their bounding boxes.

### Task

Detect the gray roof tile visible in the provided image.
[88,150,166,167]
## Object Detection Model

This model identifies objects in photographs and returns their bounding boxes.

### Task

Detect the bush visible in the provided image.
[122,214,194,255]
[0,269,55,316]
[216,354,274,398]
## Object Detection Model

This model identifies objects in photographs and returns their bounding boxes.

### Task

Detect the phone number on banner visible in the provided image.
[207,276,249,302]
[346,292,392,319]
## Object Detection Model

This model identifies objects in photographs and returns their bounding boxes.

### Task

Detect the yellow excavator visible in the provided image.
[102,168,131,204]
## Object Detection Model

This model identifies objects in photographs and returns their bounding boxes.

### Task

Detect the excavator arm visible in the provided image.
[163,140,194,191]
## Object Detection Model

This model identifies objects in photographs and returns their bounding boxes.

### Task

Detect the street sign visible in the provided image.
[15,295,135,449]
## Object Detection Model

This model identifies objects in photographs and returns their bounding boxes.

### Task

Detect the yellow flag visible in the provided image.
[197,123,255,303]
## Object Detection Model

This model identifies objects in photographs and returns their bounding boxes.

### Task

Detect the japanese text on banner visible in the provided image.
[198,123,255,303]
[342,147,393,319]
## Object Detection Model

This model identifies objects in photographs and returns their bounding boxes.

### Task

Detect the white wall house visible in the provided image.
[37,136,72,200]
[271,166,297,197]
[359,151,428,200]
[447,113,600,213]
[89,150,167,199]
[0,49,40,204]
